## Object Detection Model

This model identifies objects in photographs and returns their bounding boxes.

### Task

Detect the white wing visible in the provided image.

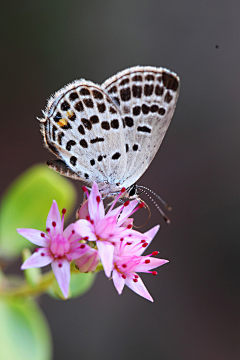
[102,66,180,188]
[41,80,127,193]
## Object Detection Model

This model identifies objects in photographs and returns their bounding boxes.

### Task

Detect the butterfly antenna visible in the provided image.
[133,199,151,228]
[137,187,171,224]
[137,186,172,211]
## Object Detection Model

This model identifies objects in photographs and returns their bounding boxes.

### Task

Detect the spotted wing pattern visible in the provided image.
[40,80,127,193]
[102,66,180,189]
[40,66,180,196]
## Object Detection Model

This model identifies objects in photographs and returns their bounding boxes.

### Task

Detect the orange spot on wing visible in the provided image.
[58,118,68,127]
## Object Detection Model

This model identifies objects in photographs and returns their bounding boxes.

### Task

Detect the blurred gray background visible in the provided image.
[1,0,240,359]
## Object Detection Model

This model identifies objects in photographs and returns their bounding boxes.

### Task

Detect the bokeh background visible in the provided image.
[1,0,240,359]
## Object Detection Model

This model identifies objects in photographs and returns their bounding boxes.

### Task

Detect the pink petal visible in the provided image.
[88,182,105,222]
[125,274,153,302]
[143,225,160,240]
[74,219,97,241]
[120,218,134,228]
[21,248,53,269]
[46,200,62,234]
[77,199,90,220]
[74,247,100,272]
[117,199,139,226]
[51,258,70,298]
[95,217,116,239]
[139,225,160,253]
[63,223,82,243]
[66,244,94,261]
[17,228,50,247]
[134,258,169,272]
[97,241,114,277]
[112,269,125,294]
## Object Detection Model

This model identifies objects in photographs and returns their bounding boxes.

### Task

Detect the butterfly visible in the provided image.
[39,66,180,199]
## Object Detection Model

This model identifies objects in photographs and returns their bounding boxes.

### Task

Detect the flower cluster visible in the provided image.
[18,182,168,301]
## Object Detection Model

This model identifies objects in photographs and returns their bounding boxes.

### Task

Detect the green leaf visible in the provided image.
[48,271,96,299]
[0,297,52,360]
[0,164,77,258]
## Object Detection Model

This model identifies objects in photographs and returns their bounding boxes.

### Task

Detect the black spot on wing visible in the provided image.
[162,72,179,91]
[80,139,88,148]
[132,85,142,98]
[112,152,121,160]
[92,90,103,99]
[90,137,104,144]
[80,88,90,96]
[75,101,84,112]
[137,126,151,133]
[61,101,70,111]
[69,92,79,101]
[101,121,110,130]
[83,99,94,108]
[97,103,106,113]
[125,117,134,127]
[120,88,131,101]
[111,119,119,129]
[66,140,76,151]
[132,75,142,81]
[70,156,77,166]
[120,78,129,86]
[90,115,99,124]
[78,125,85,135]
[81,118,92,130]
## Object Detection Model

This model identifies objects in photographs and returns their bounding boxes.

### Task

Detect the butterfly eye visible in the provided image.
[128,184,137,197]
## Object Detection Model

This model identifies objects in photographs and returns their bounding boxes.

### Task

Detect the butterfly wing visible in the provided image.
[40,80,127,193]
[101,66,180,188]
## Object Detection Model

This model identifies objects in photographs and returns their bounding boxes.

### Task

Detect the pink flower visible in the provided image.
[112,225,169,302]
[74,246,100,273]
[18,200,94,298]
[74,182,149,277]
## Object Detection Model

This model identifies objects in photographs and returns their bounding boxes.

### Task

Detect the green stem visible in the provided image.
[0,270,55,298]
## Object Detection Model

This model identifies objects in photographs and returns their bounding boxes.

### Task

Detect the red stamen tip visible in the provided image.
[58,263,62,268]
[90,219,94,225]
[152,251,159,256]
[40,233,45,237]
[145,259,150,264]
[46,228,50,232]
[80,244,85,249]
[62,208,66,214]
[34,248,39,252]
[96,195,101,203]
[138,202,144,209]
[122,274,126,279]
[142,243,148,248]
[86,215,90,221]
[152,271,158,276]
[141,239,146,243]
[84,236,89,240]
[135,274,139,278]
[124,200,130,207]
[72,230,75,234]
[82,186,87,192]
[127,224,132,229]
[52,221,56,227]
[121,187,126,193]
[133,278,138,282]
[120,238,124,241]
[122,264,127,268]
[126,242,132,245]
[41,252,45,256]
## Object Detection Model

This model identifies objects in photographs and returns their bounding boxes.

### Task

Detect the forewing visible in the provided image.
[102,66,180,188]
[40,80,127,190]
